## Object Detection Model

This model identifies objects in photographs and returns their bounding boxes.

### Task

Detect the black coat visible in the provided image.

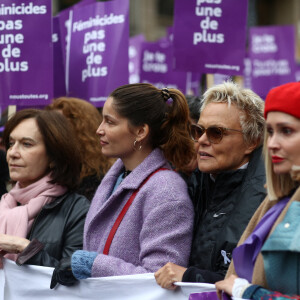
[17,192,90,268]
[0,150,9,198]
[183,146,266,283]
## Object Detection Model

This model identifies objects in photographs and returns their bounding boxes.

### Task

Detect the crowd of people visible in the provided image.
[0,80,299,300]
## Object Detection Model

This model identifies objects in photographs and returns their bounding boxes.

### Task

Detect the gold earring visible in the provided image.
[133,139,142,151]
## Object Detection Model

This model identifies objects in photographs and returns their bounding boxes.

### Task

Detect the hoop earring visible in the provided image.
[133,139,142,151]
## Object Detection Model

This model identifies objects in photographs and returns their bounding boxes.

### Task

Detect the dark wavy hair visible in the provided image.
[3,109,81,190]
[110,83,195,170]
[47,97,113,179]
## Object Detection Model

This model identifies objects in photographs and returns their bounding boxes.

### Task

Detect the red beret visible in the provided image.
[264,82,300,119]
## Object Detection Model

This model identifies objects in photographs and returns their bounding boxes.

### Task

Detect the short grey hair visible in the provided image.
[201,81,265,147]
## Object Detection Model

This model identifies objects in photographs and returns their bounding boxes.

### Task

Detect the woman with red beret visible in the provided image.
[215,82,300,300]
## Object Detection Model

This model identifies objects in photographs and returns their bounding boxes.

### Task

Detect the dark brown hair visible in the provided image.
[110,83,195,169]
[47,97,113,179]
[3,109,81,190]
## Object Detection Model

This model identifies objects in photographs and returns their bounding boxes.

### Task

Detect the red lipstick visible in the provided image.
[272,156,284,163]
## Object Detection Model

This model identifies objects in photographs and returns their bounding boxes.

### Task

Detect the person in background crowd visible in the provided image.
[155,81,266,288]
[50,83,195,288]
[0,109,89,269]
[178,96,203,181]
[47,97,114,201]
[216,82,300,300]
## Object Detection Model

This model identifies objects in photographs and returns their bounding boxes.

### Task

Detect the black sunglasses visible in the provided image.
[191,124,243,144]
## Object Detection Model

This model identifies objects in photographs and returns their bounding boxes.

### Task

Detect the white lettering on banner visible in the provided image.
[1,258,222,300]
[142,50,168,73]
[0,2,47,16]
[193,0,225,45]
[73,13,125,32]
[252,59,291,77]
[251,34,278,54]
[0,18,29,73]
[81,27,108,82]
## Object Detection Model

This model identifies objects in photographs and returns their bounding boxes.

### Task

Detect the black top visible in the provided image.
[183,146,267,283]
[21,192,90,267]
[0,150,9,198]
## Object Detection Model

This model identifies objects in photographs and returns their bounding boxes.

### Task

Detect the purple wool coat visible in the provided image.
[83,148,194,277]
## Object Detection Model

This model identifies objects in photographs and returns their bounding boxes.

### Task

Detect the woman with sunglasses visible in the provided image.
[155,81,266,288]
[50,83,195,288]
[216,82,300,299]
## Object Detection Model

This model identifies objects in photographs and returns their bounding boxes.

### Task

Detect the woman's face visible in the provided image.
[266,111,300,174]
[195,102,255,176]
[6,118,50,188]
[96,97,137,160]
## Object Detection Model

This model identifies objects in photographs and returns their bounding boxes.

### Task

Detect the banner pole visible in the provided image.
[206,74,214,89]
[7,105,16,119]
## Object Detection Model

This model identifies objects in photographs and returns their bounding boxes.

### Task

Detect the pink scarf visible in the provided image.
[0,175,67,261]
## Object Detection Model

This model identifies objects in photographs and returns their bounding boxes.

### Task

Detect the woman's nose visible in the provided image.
[197,131,210,145]
[96,122,104,135]
[267,134,280,150]
[8,143,20,158]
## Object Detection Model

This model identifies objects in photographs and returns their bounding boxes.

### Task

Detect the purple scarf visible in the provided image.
[232,197,290,281]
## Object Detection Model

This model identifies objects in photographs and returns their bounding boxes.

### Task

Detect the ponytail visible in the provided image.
[160,88,195,170]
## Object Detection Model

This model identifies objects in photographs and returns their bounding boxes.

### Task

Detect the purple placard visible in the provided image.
[213,73,232,85]
[67,0,129,106]
[173,0,248,75]
[187,72,201,96]
[140,38,193,94]
[243,56,252,90]
[129,34,145,84]
[249,25,296,99]
[57,0,96,71]
[53,16,66,98]
[0,0,53,107]
[295,63,300,82]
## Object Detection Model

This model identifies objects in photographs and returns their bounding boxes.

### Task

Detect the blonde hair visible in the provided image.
[263,129,297,200]
[201,81,265,147]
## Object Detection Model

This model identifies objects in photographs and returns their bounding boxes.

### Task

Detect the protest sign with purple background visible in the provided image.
[249,25,296,99]
[67,0,129,106]
[0,0,53,107]
[53,16,66,98]
[140,37,199,95]
[173,0,248,76]
[129,34,145,84]
[57,0,95,72]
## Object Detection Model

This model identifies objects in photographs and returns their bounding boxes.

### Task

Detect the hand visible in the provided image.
[215,274,238,299]
[154,262,187,290]
[0,234,30,253]
[50,257,77,289]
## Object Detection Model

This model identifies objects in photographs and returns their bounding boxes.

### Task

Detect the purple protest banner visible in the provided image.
[173,0,248,76]
[0,0,53,107]
[57,0,96,72]
[295,63,300,82]
[249,25,296,99]
[213,73,231,85]
[129,34,145,84]
[53,16,66,98]
[243,56,252,90]
[67,0,129,106]
[140,37,197,94]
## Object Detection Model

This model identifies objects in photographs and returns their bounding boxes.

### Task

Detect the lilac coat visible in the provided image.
[83,148,194,277]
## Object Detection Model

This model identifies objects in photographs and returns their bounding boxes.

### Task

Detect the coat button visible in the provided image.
[284,223,290,228]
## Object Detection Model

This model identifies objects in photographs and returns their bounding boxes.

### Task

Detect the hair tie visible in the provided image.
[161,88,170,102]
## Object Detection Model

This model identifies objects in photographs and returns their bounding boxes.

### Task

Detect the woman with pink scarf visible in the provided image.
[0,109,89,271]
